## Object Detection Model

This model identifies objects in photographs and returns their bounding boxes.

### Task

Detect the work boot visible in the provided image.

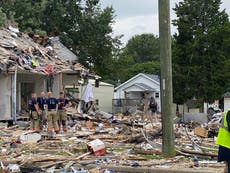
[52,130,56,138]
[48,131,53,139]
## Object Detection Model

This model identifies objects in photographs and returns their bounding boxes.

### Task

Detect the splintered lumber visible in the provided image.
[121,156,184,167]
[63,149,75,156]
[89,134,126,140]
[132,148,161,155]
[40,152,91,168]
[141,156,184,166]
[181,149,218,157]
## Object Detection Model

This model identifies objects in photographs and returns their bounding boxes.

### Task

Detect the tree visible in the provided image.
[172,0,230,104]
[1,0,47,32]
[0,8,6,27]
[112,34,160,84]
[43,0,121,79]
[1,0,121,80]
[123,34,159,63]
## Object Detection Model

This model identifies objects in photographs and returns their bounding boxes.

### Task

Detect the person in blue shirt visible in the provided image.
[148,97,158,123]
[57,92,71,132]
[37,91,47,129]
[37,91,47,110]
[46,92,59,133]
[28,93,40,131]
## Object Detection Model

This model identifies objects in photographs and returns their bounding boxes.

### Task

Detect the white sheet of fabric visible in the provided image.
[82,82,93,103]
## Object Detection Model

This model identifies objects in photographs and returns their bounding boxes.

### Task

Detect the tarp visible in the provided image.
[82,83,93,103]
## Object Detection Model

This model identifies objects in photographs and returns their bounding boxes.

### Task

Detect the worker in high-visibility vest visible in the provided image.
[216,109,230,173]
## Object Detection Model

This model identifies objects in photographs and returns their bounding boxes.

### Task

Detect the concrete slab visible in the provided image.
[183,113,208,124]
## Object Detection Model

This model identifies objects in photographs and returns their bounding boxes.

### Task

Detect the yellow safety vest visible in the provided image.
[216,110,230,149]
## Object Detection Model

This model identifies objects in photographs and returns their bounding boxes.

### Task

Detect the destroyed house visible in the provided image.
[0,27,95,121]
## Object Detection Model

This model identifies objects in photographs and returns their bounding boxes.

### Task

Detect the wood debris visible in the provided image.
[0,108,224,172]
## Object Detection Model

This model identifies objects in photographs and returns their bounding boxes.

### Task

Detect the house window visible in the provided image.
[155,92,159,98]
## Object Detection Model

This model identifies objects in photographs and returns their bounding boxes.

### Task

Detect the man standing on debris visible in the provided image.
[47,92,59,134]
[28,93,40,132]
[57,92,72,132]
[216,109,230,173]
[148,97,158,122]
[37,91,47,129]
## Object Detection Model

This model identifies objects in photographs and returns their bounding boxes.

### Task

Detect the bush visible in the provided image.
[0,8,6,27]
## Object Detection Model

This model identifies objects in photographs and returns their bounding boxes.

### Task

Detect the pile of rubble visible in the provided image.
[0,26,91,76]
[0,108,225,173]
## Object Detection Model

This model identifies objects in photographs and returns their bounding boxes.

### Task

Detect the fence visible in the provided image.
[112,98,146,114]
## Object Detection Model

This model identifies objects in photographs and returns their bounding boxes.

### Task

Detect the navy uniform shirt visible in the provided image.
[57,98,69,110]
[28,98,37,111]
[47,98,57,110]
[37,97,47,110]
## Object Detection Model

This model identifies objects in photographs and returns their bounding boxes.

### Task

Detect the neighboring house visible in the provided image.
[0,27,95,121]
[185,99,200,113]
[220,92,230,112]
[114,73,161,113]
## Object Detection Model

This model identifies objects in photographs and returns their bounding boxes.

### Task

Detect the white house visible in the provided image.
[114,73,161,112]
[88,80,114,113]
[65,79,114,113]
[221,92,230,112]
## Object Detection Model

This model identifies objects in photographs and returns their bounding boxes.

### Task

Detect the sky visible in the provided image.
[100,0,230,44]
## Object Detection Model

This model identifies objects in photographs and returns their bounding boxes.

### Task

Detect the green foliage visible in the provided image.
[172,0,230,104]
[116,61,160,83]
[124,34,159,63]
[1,0,47,31]
[110,34,160,84]
[0,8,6,27]
[0,0,121,80]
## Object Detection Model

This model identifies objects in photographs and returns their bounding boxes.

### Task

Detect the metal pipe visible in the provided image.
[12,65,17,124]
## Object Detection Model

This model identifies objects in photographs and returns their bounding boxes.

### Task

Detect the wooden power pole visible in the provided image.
[158,0,175,157]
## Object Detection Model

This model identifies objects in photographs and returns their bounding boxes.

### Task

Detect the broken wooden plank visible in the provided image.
[181,149,218,157]
[40,152,91,168]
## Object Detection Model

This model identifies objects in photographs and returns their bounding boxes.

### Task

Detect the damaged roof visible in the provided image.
[0,27,91,76]
[48,37,78,62]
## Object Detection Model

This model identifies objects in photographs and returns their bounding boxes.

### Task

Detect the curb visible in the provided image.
[103,166,223,173]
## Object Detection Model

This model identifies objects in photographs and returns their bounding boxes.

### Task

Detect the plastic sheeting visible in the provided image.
[82,83,93,103]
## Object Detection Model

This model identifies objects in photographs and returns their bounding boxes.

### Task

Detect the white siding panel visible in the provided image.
[0,75,11,119]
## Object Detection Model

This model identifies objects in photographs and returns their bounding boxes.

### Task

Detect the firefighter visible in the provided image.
[28,93,40,132]
[216,109,230,173]
[57,92,71,132]
[47,92,59,134]
[37,91,47,130]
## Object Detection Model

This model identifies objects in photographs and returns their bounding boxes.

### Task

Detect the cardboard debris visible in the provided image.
[87,139,106,156]
[194,127,208,138]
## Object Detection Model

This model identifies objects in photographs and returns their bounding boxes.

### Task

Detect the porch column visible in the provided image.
[59,73,63,92]
[43,77,46,92]
[11,66,17,124]
[18,82,21,112]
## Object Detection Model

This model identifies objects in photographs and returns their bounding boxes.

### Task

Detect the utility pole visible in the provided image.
[158,0,175,157]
